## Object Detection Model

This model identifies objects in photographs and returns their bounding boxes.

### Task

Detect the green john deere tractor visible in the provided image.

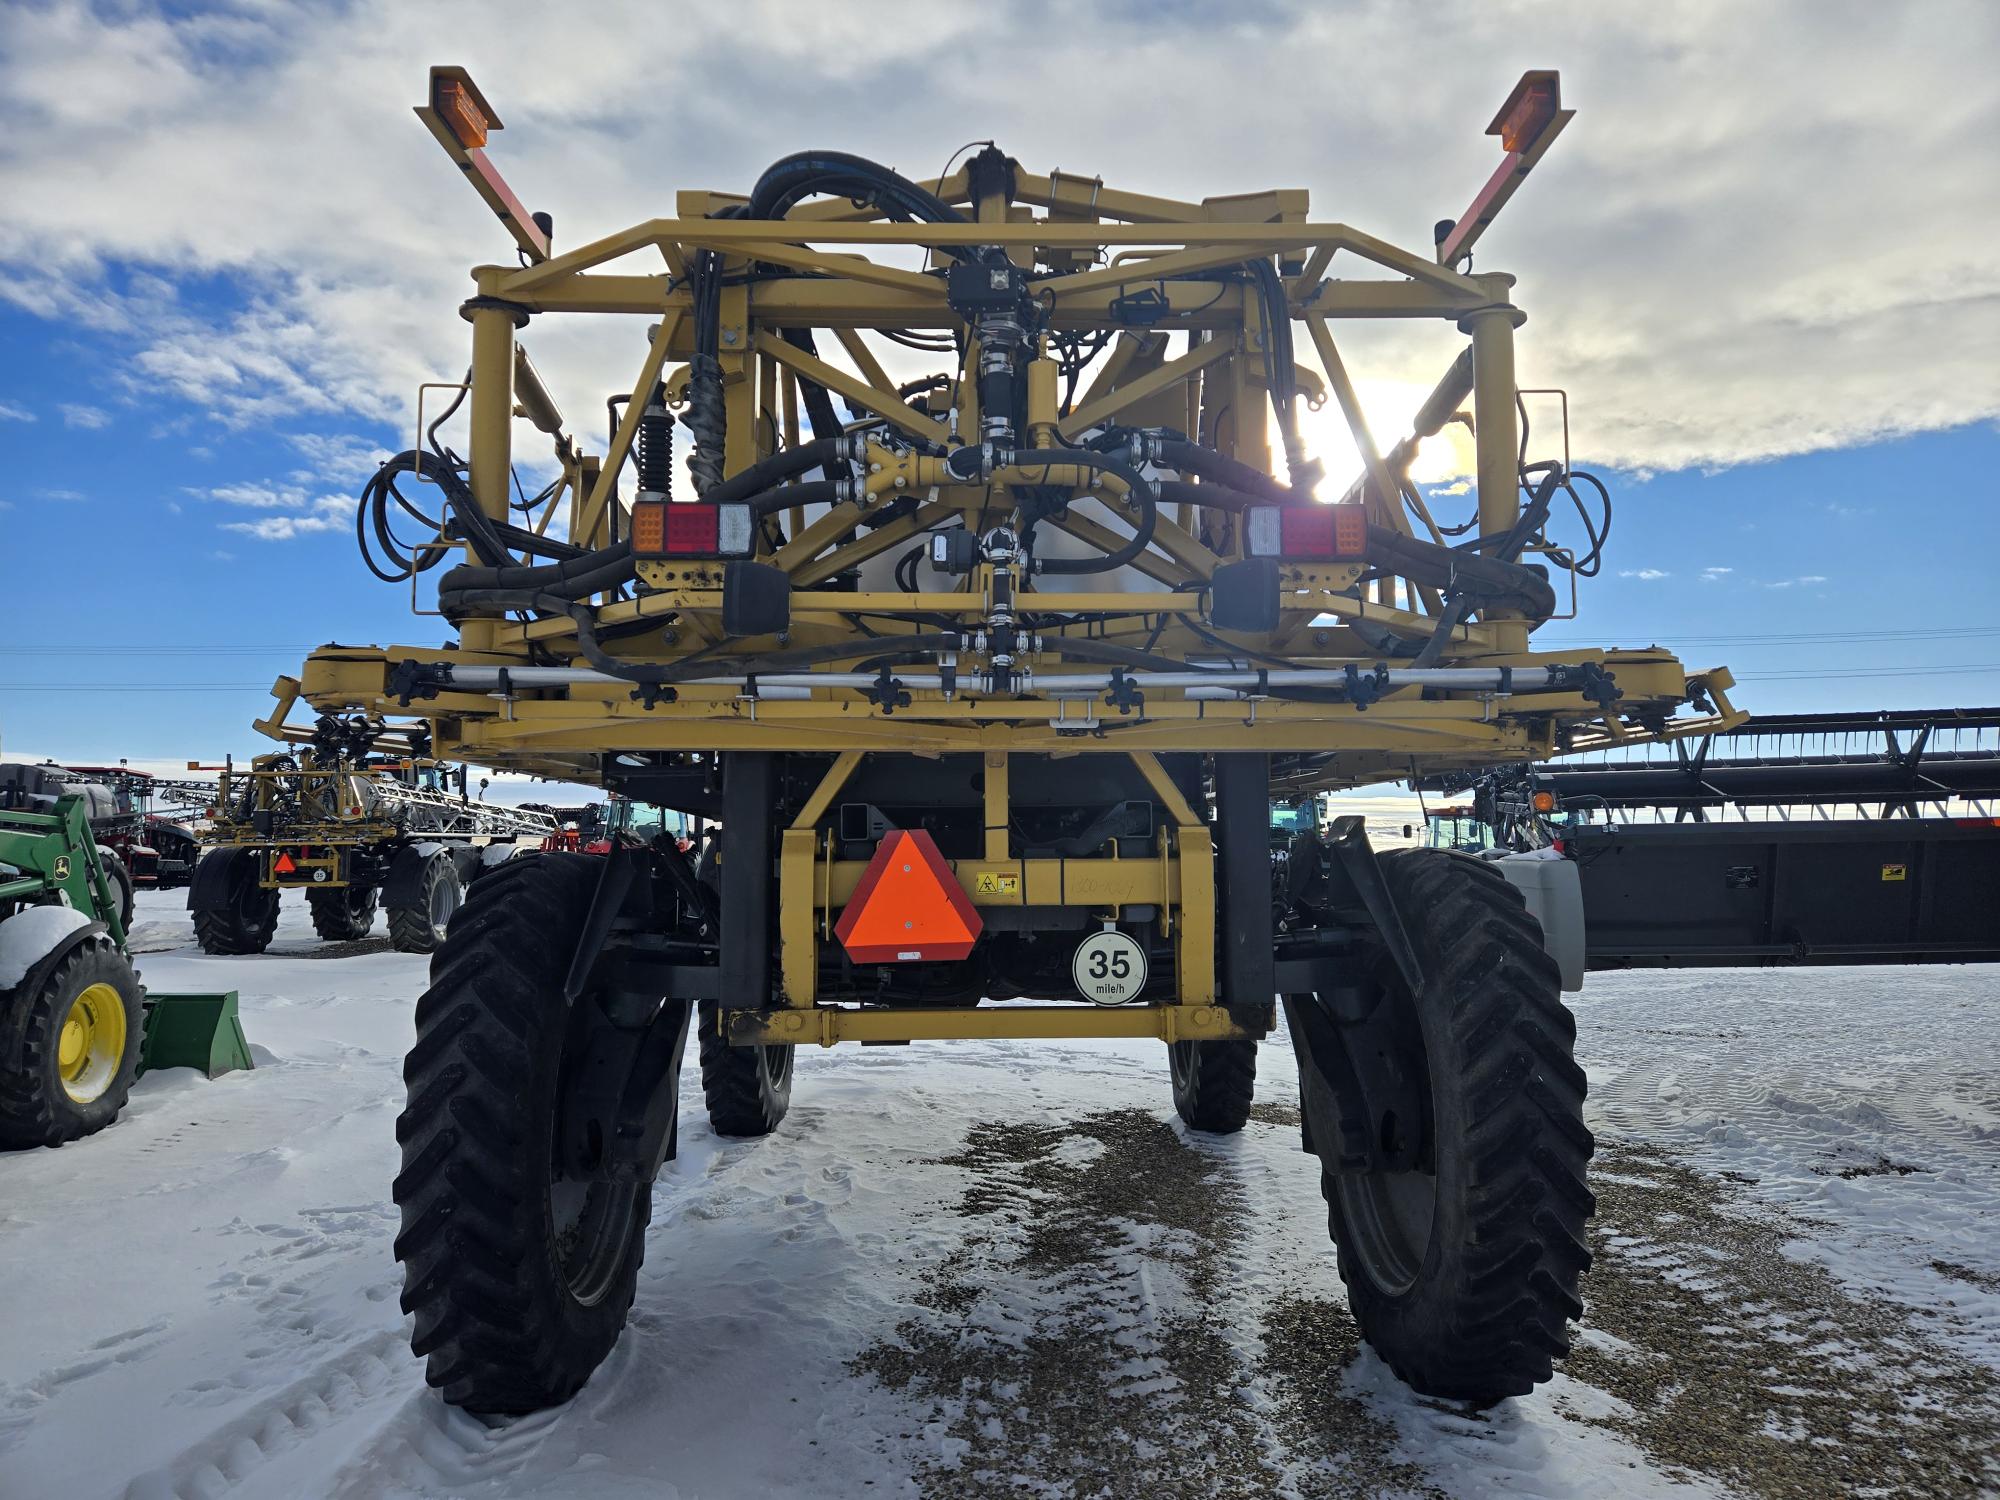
[1,778,252,1149]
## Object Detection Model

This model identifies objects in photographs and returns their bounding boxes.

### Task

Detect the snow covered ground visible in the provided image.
[2,889,1995,1499]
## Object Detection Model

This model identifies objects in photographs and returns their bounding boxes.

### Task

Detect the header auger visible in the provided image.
[271,66,1741,1416]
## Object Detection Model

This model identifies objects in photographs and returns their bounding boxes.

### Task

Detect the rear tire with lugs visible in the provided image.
[393,853,651,1414]
[1308,848,1593,1405]
[1169,1038,1257,1134]
[697,999,793,1137]
[386,854,460,955]
[191,850,279,956]
[308,883,378,941]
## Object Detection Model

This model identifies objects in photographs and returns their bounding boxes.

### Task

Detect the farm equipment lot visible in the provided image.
[2,887,1996,1499]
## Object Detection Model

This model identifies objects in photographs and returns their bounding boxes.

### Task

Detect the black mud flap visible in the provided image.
[558,993,693,1182]
[1277,819,1431,1176]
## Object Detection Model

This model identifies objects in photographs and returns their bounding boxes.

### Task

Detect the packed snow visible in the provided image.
[1,888,1995,1498]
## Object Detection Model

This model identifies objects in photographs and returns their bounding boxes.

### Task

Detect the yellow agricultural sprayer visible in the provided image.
[261,66,1739,1413]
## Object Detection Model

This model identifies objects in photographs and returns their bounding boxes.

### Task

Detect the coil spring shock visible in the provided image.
[686,353,725,495]
[637,394,674,499]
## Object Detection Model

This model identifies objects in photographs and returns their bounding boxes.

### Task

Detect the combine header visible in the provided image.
[188,710,553,954]
[268,67,1739,1414]
[1415,707,2000,967]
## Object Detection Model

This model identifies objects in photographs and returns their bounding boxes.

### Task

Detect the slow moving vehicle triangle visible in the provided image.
[834,828,983,962]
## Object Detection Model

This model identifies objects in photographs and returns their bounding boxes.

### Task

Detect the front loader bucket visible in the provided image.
[139,990,254,1079]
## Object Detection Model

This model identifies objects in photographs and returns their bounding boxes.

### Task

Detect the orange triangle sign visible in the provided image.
[834,828,983,963]
[273,851,297,874]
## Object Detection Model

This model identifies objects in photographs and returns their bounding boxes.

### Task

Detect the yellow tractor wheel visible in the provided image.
[0,933,146,1148]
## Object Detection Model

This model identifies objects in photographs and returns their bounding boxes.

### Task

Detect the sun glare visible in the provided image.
[1295,378,1476,492]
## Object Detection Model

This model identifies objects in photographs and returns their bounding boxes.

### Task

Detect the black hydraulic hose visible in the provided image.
[704,439,844,505]
[693,151,968,493]
[1154,439,1293,502]
[439,542,636,600]
[997,447,1160,576]
[742,480,843,517]
[1045,634,1203,674]
[356,450,514,582]
[1154,477,1262,513]
[746,151,968,232]
[1368,525,1558,622]
[779,329,849,472]
[1407,469,1568,668]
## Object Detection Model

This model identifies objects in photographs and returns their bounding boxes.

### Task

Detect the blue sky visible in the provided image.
[2,1,1997,769]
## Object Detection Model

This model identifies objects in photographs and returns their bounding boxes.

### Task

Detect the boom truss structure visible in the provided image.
[271,68,1736,793]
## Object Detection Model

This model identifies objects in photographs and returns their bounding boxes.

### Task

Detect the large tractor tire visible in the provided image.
[393,854,651,1414]
[0,933,145,1148]
[386,854,461,954]
[1301,848,1593,1406]
[1169,1038,1258,1134]
[696,999,793,1137]
[97,849,136,932]
[191,850,280,956]
[308,884,379,942]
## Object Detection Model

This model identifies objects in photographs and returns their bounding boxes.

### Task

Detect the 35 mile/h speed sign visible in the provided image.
[1072,928,1147,1005]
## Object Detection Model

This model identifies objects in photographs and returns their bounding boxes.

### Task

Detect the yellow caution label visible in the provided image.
[1881,863,1907,882]
[974,872,1020,896]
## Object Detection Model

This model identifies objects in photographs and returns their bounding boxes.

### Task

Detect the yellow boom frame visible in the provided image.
[273,71,1740,1045]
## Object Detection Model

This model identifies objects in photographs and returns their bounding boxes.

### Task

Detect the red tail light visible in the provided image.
[631,501,755,558]
[1245,504,1367,561]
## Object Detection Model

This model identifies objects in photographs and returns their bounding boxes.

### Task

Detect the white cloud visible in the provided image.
[1700,566,1733,582]
[219,496,348,541]
[58,402,109,429]
[195,479,351,540]
[0,1,1994,479]
[1764,574,1830,588]
[286,431,392,482]
[1619,568,1670,580]
[0,400,33,422]
[201,481,311,509]
[40,487,85,503]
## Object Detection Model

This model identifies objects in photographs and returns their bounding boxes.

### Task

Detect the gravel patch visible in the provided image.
[852,1107,1397,1498]
[1565,1142,2000,1499]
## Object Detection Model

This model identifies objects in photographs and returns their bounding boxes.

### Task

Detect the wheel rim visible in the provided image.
[761,1044,794,1091]
[546,1107,641,1305]
[1334,1164,1439,1297]
[428,871,459,937]
[58,982,127,1104]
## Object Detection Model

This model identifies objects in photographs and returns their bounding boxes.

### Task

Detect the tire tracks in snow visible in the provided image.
[849,1105,1440,1499]
[118,1329,407,1500]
